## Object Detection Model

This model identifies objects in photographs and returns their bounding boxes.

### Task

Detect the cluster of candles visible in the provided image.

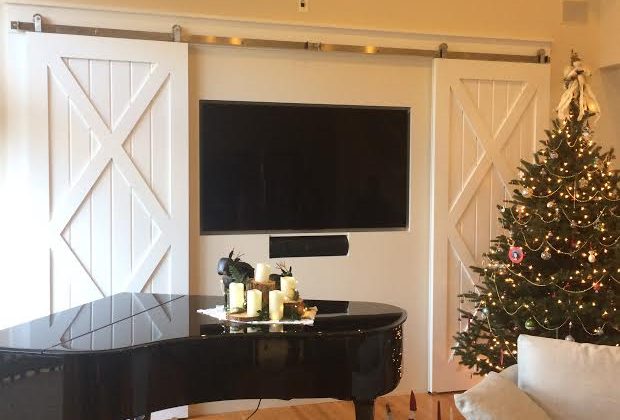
[229,263,298,321]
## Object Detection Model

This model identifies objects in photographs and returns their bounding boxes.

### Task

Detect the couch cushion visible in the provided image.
[517,334,620,420]
[498,363,518,384]
[454,371,550,420]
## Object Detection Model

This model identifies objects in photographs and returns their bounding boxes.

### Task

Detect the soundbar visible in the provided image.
[269,235,349,258]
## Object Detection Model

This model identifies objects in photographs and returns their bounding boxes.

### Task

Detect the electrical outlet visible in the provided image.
[298,0,309,12]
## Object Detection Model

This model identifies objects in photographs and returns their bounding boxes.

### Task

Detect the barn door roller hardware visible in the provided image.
[11,14,551,64]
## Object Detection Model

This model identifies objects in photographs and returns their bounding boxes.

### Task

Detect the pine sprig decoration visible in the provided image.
[228,264,247,284]
[276,261,293,277]
[256,309,270,321]
[453,55,620,376]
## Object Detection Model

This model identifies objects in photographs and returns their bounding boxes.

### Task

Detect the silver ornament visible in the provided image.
[550,151,559,159]
[578,178,589,188]
[540,168,547,176]
[594,327,604,336]
[582,129,591,140]
[565,335,575,342]
[541,250,552,260]
[547,200,556,209]
[522,188,533,198]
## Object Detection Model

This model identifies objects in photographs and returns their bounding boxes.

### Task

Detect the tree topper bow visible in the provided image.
[556,52,600,122]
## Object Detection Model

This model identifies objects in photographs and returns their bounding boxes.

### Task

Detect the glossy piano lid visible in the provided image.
[0,293,406,353]
[0,293,182,352]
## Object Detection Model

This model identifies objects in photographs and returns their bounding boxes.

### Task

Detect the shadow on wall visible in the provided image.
[601,66,620,150]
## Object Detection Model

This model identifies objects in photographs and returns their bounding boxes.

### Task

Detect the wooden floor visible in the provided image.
[190,393,464,420]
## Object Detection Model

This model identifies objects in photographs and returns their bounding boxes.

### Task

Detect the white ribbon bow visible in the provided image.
[556,58,600,122]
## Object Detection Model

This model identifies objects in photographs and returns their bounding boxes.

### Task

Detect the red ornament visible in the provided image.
[409,391,417,412]
[508,246,525,264]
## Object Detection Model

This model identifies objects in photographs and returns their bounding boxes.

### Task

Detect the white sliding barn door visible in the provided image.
[29,33,189,310]
[429,59,549,392]
[26,33,189,418]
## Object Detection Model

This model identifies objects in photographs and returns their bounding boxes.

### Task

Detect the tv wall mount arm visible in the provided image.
[11,14,550,64]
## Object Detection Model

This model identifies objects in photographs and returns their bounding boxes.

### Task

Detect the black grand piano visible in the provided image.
[0,293,406,420]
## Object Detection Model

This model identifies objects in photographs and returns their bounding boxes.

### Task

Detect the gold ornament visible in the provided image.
[588,250,597,263]
[524,318,536,330]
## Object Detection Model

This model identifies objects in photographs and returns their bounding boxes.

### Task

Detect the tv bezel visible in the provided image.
[199,99,411,235]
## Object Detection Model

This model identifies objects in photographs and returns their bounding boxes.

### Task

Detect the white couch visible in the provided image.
[454,335,620,420]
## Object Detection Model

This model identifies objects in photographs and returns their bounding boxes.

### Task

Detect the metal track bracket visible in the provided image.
[172,25,181,42]
[306,42,321,51]
[33,14,42,32]
[439,43,448,59]
[537,49,550,64]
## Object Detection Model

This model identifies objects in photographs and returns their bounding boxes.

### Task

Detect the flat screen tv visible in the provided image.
[199,101,409,233]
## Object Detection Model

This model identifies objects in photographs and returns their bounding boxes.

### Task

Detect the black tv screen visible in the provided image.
[199,101,409,233]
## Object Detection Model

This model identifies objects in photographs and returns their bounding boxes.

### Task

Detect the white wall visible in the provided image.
[0,22,52,328]
[597,0,620,156]
[600,0,620,68]
[190,46,431,414]
[600,67,620,154]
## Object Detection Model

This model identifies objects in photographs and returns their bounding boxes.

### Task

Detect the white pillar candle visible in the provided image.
[255,263,271,282]
[280,276,297,301]
[269,290,284,321]
[229,282,245,313]
[246,289,262,317]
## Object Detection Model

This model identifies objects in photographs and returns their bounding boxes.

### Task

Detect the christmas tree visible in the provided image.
[454,53,620,375]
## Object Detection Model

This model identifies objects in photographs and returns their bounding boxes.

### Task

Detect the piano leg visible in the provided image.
[353,399,375,420]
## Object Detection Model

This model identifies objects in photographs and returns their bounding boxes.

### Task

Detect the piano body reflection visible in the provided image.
[0,293,406,420]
